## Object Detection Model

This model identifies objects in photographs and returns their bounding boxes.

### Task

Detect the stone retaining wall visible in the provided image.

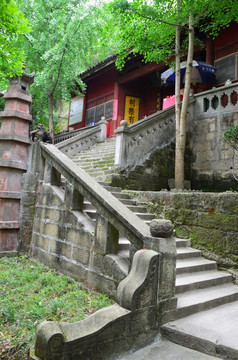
[111,143,191,191]
[125,190,238,268]
[191,112,238,191]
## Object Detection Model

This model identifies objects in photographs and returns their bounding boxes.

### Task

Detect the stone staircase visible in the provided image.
[68,140,238,359]
[70,138,118,183]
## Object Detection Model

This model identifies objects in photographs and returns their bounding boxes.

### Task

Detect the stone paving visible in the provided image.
[113,335,219,360]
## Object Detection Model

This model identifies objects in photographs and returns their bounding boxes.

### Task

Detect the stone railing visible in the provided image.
[31,249,165,360]
[29,142,177,359]
[55,118,107,157]
[34,141,176,301]
[115,98,195,169]
[194,82,238,118]
[54,127,87,144]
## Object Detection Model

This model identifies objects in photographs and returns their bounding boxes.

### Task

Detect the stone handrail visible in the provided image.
[38,142,150,255]
[115,98,195,169]
[31,249,163,360]
[194,82,238,118]
[55,118,107,157]
[54,127,89,144]
[30,143,177,360]
[34,142,176,299]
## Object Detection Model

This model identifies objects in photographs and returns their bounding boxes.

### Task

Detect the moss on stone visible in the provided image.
[190,226,226,255]
[197,213,238,231]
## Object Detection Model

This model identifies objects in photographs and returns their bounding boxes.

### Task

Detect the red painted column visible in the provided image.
[0,71,34,255]
[109,72,120,137]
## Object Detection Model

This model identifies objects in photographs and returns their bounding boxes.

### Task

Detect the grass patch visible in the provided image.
[0,256,114,359]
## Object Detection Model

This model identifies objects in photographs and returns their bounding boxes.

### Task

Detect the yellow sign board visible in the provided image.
[124,96,140,125]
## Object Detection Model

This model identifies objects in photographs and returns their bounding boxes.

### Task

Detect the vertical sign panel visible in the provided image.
[124,95,140,125]
[69,96,84,125]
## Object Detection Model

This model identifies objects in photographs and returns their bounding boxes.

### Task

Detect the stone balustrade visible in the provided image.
[195,82,238,118]
[31,141,176,306]
[31,249,162,360]
[55,118,107,156]
[114,98,194,170]
[54,127,86,144]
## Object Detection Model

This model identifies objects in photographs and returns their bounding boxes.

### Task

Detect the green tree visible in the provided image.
[0,0,30,85]
[22,0,110,139]
[105,0,238,189]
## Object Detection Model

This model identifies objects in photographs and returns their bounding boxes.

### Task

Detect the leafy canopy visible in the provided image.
[104,0,238,69]
[21,0,113,129]
[0,0,30,85]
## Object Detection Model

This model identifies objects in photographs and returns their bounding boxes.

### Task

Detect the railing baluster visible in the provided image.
[64,180,84,211]
[95,214,119,255]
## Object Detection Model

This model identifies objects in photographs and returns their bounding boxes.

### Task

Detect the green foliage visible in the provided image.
[21,0,112,132]
[223,125,238,151]
[104,0,238,70]
[0,256,114,359]
[0,0,30,84]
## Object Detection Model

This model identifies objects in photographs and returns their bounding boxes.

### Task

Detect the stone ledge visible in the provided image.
[0,221,19,229]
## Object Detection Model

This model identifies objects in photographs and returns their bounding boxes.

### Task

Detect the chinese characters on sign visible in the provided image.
[124,96,140,125]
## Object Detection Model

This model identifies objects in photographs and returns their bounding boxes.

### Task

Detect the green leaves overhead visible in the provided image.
[104,0,238,69]
[0,0,30,84]
[20,0,110,131]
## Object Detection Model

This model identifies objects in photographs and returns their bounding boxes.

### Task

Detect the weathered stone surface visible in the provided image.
[117,249,159,310]
[126,190,238,268]
[31,250,162,360]
[150,219,173,238]
[30,182,127,296]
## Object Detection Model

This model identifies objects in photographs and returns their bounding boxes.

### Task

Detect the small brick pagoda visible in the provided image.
[0,71,34,256]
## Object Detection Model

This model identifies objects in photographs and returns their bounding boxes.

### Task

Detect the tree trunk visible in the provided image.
[175,14,194,189]
[48,91,54,142]
[175,0,181,189]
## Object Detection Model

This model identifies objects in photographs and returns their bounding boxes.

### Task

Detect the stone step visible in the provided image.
[118,237,130,251]
[75,161,115,169]
[161,301,238,360]
[119,198,137,206]
[126,205,147,213]
[83,201,96,211]
[176,238,190,248]
[176,258,217,274]
[176,247,202,260]
[134,212,155,221]
[84,209,97,220]
[89,168,118,175]
[175,283,238,319]
[100,184,122,193]
[111,192,131,200]
[176,270,233,294]
[74,156,115,163]
[75,155,115,162]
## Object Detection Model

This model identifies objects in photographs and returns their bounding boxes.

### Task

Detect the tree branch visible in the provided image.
[24,34,44,59]
[134,10,188,29]
[49,16,85,96]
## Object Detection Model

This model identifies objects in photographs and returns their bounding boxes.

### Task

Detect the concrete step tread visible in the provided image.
[111,192,131,199]
[177,247,201,255]
[119,198,137,205]
[176,247,202,259]
[175,270,234,294]
[176,270,233,287]
[176,238,190,247]
[176,258,216,268]
[177,283,238,309]
[134,213,155,219]
[162,301,238,358]
[126,205,147,213]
